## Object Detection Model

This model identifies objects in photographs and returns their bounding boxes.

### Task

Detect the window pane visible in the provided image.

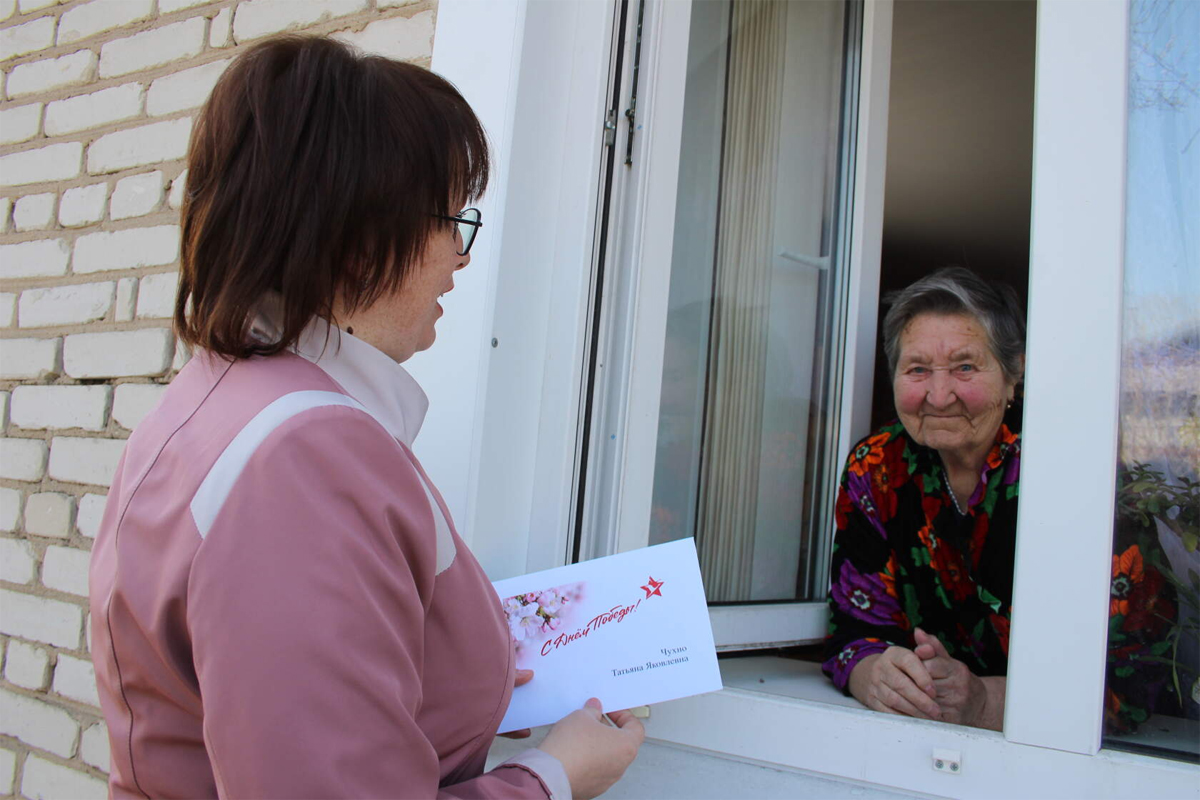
[648,0,854,603]
[1103,0,1199,762]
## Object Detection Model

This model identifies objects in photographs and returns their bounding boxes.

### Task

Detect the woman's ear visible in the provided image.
[1010,354,1026,395]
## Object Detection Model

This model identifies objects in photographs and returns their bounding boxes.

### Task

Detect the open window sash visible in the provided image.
[573,0,887,650]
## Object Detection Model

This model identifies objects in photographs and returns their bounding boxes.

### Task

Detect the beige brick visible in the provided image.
[0,487,20,532]
[136,270,178,319]
[147,59,229,116]
[0,197,9,233]
[0,587,82,648]
[112,383,165,431]
[0,536,36,583]
[12,193,55,232]
[48,436,126,486]
[75,493,106,538]
[0,437,48,481]
[115,277,137,321]
[87,117,192,174]
[110,170,163,219]
[0,238,70,279]
[65,328,174,378]
[17,0,55,10]
[0,142,83,188]
[6,50,97,99]
[334,12,433,61]
[99,17,206,78]
[0,690,79,759]
[44,82,144,137]
[52,653,99,705]
[80,721,110,771]
[59,182,109,228]
[209,6,232,48]
[11,385,110,431]
[43,546,90,598]
[234,0,367,42]
[0,0,11,18]
[161,0,216,11]
[172,338,191,370]
[58,0,154,46]
[22,755,107,800]
[0,102,42,146]
[18,282,115,329]
[72,225,180,274]
[0,390,7,428]
[0,293,13,327]
[0,747,14,797]
[168,168,188,209]
[377,0,420,6]
[24,492,74,538]
[0,337,61,379]
[0,14,55,61]
[4,639,50,689]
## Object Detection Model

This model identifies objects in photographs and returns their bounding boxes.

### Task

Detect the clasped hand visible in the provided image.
[848,628,987,726]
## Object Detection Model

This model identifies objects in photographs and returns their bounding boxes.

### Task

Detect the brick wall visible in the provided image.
[0,0,435,794]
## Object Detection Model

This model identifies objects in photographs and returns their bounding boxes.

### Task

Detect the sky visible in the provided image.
[1122,0,1199,345]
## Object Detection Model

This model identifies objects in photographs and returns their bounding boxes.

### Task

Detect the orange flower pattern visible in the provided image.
[823,415,1021,691]
[1104,478,1182,735]
[1109,544,1144,617]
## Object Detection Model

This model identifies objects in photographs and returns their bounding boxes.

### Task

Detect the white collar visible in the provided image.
[249,300,428,447]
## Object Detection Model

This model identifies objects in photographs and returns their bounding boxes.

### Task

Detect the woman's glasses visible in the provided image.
[432,208,483,256]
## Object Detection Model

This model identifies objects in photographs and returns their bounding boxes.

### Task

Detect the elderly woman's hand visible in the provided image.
[847,646,942,721]
[913,628,1005,730]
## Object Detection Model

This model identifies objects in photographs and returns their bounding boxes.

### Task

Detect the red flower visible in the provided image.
[985,425,1019,470]
[1110,545,1144,617]
[866,443,910,523]
[835,486,855,530]
[1121,566,1175,635]
[989,613,1010,655]
[917,515,973,603]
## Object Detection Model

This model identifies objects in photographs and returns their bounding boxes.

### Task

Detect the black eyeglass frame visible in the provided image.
[432,208,483,256]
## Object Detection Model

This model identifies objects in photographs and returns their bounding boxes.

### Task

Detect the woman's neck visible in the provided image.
[939,444,991,510]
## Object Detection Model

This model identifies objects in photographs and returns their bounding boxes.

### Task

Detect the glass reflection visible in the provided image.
[1103,0,1199,762]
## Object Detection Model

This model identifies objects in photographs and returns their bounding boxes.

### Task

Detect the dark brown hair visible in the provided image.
[175,35,489,358]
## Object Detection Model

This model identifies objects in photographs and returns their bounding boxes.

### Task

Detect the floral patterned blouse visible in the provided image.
[821,412,1021,692]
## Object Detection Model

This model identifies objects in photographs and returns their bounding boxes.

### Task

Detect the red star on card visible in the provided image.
[641,576,664,598]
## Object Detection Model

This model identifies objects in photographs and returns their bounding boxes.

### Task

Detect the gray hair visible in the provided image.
[882,267,1026,382]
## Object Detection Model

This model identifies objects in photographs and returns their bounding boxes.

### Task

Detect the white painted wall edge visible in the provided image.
[415,0,528,548]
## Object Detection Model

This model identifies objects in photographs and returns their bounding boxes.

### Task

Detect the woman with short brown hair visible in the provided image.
[90,35,641,799]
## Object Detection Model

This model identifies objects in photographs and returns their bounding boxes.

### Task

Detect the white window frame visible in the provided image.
[426,0,1197,794]
[573,0,879,648]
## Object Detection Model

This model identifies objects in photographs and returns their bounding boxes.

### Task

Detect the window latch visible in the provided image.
[603,109,618,147]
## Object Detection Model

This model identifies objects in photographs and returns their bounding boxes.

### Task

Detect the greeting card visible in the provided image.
[493,538,722,733]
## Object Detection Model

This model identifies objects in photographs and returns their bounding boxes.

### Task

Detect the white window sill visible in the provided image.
[489,654,1196,798]
[718,654,862,707]
[641,654,1198,799]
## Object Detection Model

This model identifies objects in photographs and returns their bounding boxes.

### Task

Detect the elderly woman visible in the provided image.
[822,267,1025,730]
[89,36,641,799]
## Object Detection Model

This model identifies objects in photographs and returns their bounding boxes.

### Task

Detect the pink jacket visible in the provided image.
[89,348,563,799]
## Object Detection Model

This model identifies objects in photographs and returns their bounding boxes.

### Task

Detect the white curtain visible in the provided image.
[696,0,787,602]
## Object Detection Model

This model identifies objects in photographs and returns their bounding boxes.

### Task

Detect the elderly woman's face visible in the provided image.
[893,313,1017,462]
